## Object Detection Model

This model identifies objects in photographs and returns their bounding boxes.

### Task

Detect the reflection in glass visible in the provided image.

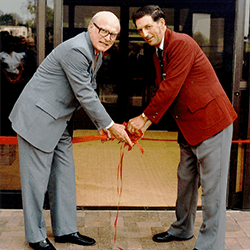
[0,0,41,194]
[127,7,174,110]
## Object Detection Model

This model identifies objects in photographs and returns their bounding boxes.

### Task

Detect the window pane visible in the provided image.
[192,13,225,79]
[63,5,69,28]
[128,7,174,109]
[0,0,39,193]
[74,6,120,29]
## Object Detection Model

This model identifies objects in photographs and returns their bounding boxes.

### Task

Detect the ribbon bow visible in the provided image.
[122,122,144,153]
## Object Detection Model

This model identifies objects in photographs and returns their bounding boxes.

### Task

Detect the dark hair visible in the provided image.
[2,35,15,53]
[132,5,165,26]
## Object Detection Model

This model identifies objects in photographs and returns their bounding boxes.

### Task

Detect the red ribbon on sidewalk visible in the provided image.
[1,131,250,249]
[114,143,126,250]
[0,125,144,250]
[113,123,143,250]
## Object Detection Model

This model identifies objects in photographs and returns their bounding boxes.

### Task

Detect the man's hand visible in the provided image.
[127,114,152,135]
[127,115,145,134]
[99,128,112,143]
[108,123,134,147]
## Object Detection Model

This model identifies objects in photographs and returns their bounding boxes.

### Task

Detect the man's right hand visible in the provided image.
[108,123,134,147]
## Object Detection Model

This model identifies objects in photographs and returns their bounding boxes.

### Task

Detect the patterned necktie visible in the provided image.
[94,53,98,70]
[158,48,164,80]
[158,48,163,67]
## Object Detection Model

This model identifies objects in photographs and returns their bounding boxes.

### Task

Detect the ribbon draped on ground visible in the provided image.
[113,123,143,250]
[0,123,144,250]
[0,128,249,249]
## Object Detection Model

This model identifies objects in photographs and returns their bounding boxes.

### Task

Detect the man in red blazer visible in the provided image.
[127,5,237,250]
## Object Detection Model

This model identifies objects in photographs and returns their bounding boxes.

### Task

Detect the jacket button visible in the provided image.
[175,115,179,119]
[153,116,155,119]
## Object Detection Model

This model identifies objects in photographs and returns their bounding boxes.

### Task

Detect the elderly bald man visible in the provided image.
[9,11,132,250]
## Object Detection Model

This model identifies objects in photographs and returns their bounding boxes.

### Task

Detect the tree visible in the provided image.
[26,0,36,30]
[10,13,24,25]
[0,14,15,26]
[25,0,54,32]
[193,31,210,46]
[0,13,24,26]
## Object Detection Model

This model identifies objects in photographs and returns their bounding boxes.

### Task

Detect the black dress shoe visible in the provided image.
[29,238,56,250]
[153,231,193,243]
[55,232,96,246]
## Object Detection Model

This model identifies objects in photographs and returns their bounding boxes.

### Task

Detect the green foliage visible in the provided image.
[0,14,15,26]
[25,0,54,31]
[193,31,210,46]
[0,1,54,35]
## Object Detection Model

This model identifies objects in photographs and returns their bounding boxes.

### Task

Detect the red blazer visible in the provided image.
[143,28,237,146]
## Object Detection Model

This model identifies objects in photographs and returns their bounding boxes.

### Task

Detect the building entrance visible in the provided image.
[1,0,249,209]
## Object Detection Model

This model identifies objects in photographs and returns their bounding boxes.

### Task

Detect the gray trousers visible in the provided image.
[168,124,233,250]
[17,128,78,243]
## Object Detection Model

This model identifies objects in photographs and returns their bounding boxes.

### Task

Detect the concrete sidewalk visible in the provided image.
[0,209,249,250]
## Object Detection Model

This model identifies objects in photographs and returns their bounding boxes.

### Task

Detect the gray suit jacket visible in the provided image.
[9,31,113,153]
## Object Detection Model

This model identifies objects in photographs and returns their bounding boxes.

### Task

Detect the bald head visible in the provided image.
[89,11,120,52]
[89,11,120,32]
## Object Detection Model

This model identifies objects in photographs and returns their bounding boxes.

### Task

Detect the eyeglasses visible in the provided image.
[93,23,118,40]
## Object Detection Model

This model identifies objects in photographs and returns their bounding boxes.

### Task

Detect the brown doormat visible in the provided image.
[73,130,202,207]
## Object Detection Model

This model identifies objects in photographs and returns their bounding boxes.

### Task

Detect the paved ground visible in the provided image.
[0,209,249,250]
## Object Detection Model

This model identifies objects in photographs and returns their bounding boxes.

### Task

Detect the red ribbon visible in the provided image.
[114,143,125,249]
[1,136,250,145]
[1,130,249,249]
[0,125,143,250]
[113,122,144,250]
[0,136,18,144]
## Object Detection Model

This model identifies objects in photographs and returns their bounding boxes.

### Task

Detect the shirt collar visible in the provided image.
[159,36,164,50]
[157,36,164,56]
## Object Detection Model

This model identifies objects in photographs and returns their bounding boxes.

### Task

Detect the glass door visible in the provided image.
[63,5,122,128]
[0,0,41,208]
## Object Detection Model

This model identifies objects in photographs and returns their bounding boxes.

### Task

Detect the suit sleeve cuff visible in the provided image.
[105,120,114,129]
